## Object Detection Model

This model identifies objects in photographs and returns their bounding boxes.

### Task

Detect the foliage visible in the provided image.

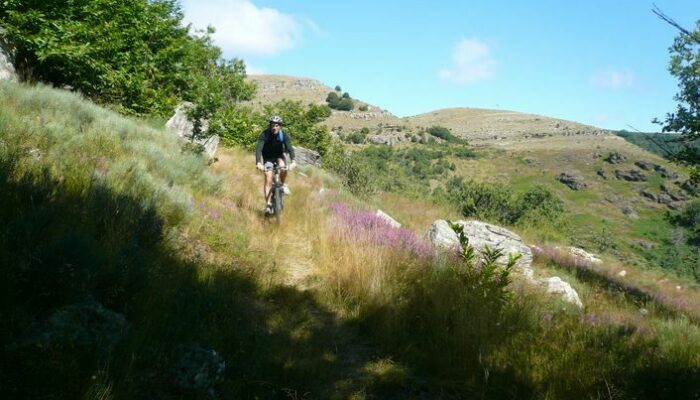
[0,0,255,118]
[655,19,700,181]
[427,125,461,142]
[323,141,376,197]
[615,130,700,160]
[446,177,565,228]
[262,100,332,155]
[326,90,354,111]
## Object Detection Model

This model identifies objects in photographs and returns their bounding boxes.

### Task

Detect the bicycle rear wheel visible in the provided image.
[273,186,283,224]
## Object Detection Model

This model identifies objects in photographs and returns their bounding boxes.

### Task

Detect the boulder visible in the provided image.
[541,276,583,309]
[0,31,18,82]
[174,344,226,395]
[605,152,626,164]
[427,219,534,280]
[596,168,608,180]
[622,205,638,219]
[294,146,321,167]
[556,172,587,190]
[376,209,401,228]
[165,102,219,159]
[562,246,602,264]
[640,190,658,202]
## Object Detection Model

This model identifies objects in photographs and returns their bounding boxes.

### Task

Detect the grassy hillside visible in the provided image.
[3,81,700,399]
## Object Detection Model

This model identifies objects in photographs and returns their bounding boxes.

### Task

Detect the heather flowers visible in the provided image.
[330,203,432,258]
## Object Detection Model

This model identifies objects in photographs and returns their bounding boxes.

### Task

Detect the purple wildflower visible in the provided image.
[330,203,432,258]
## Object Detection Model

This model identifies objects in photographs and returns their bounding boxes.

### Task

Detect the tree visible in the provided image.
[654,7,700,181]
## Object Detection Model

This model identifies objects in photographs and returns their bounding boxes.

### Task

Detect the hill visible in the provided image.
[246,74,611,145]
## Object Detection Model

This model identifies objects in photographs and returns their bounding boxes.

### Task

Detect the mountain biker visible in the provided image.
[256,115,296,214]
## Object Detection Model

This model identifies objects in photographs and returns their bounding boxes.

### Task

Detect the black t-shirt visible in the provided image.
[255,128,295,163]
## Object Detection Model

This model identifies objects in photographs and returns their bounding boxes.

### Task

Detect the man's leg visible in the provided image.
[278,158,288,184]
[264,170,273,206]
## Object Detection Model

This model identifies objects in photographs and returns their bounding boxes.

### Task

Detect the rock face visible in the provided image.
[542,277,583,308]
[556,172,587,190]
[165,102,219,159]
[427,219,534,279]
[0,32,18,82]
[294,146,321,166]
[367,133,408,145]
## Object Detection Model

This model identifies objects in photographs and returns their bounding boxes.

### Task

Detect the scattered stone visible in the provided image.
[639,308,649,316]
[427,219,534,280]
[640,190,658,202]
[563,246,602,264]
[541,276,583,309]
[295,146,321,167]
[556,172,587,190]
[661,183,689,201]
[657,193,673,206]
[367,133,409,145]
[617,270,627,277]
[635,161,653,170]
[622,205,638,219]
[615,169,647,182]
[174,344,226,395]
[680,181,699,197]
[668,202,684,210]
[635,240,655,251]
[654,164,679,179]
[596,168,608,180]
[376,209,401,228]
[605,152,626,164]
[28,148,42,161]
[676,285,682,291]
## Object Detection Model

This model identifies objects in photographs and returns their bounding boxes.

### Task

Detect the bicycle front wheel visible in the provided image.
[273,187,283,223]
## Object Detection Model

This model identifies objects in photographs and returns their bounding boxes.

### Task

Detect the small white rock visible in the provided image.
[617,270,627,277]
[639,308,649,315]
[542,276,583,309]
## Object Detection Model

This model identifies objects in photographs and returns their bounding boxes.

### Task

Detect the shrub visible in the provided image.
[427,126,460,142]
[359,104,368,111]
[326,91,354,111]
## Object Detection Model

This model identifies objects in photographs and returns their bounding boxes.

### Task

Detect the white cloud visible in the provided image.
[589,68,636,89]
[182,0,305,56]
[439,38,495,84]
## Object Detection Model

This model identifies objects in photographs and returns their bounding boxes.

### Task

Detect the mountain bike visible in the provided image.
[267,163,286,224]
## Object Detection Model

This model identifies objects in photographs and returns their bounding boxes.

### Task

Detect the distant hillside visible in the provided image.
[246,75,611,145]
[404,107,611,144]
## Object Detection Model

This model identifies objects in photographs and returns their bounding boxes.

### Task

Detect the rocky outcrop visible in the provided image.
[165,102,219,159]
[367,133,409,146]
[427,219,534,279]
[654,164,679,179]
[615,169,647,182]
[0,30,18,82]
[294,146,321,166]
[556,172,587,190]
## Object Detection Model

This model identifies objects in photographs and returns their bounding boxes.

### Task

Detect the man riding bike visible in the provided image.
[256,115,296,214]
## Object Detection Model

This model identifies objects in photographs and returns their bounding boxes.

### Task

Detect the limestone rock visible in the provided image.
[165,102,219,159]
[427,219,533,280]
[556,172,587,190]
[0,32,17,82]
[615,169,647,182]
[294,146,321,166]
[541,276,583,308]
[654,164,679,179]
[376,209,401,228]
[562,246,602,264]
[605,152,626,164]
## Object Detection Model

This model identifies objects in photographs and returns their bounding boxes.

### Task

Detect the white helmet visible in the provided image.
[268,115,284,125]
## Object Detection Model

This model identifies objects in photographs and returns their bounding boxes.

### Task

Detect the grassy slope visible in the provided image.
[3,81,700,398]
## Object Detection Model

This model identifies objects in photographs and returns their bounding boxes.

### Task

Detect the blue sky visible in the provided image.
[181,0,698,132]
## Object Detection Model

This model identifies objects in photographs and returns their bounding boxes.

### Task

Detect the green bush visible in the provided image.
[0,0,254,117]
[326,91,354,111]
[262,100,332,155]
[427,126,460,142]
